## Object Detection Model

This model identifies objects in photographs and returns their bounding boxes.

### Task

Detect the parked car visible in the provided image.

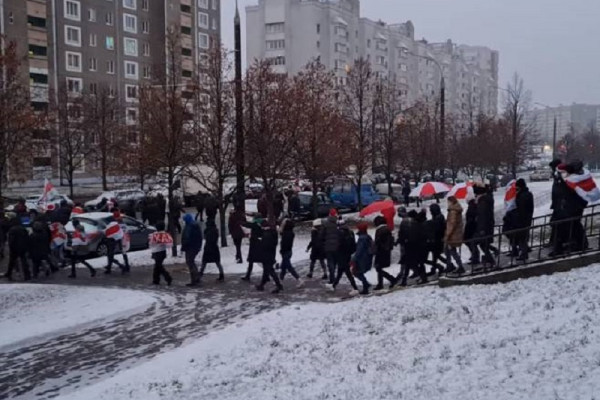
[85,189,146,211]
[6,194,74,213]
[375,183,403,203]
[329,180,383,211]
[296,192,333,219]
[530,169,552,182]
[65,212,156,257]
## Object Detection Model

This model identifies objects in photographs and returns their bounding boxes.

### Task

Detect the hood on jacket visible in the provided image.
[430,203,442,216]
[183,213,195,224]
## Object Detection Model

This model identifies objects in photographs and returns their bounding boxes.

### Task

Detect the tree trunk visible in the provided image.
[311,177,318,219]
[101,158,108,191]
[219,203,228,248]
[356,175,363,211]
[168,170,178,257]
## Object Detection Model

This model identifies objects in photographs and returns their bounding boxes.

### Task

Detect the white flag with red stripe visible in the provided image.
[40,178,58,203]
[504,179,517,213]
[565,170,600,204]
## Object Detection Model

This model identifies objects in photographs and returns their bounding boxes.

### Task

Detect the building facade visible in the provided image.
[1,0,220,180]
[246,0,499,123]
[532,104,600,146]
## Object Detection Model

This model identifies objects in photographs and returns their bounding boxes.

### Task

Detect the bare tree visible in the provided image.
[244,61,301,223]
[339,58,376,209]
[0,39,41,197]
[504,73,533,178]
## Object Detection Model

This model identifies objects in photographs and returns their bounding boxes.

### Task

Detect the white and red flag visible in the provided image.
[504,179,517,213]
[565,170,600,204]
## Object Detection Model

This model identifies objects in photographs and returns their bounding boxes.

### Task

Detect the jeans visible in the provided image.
[200,261,224,279]
[259,262,282,289]
[106,239,125,272]
[71,254,95,277]
[325,252,337,284]
[309,258,326,277]
[152,252,172,284]
[445,246,463,270]
[279,251,299,280]
[354,271,370,293]
[233,237,243,262]
[375,264,395,288]
[185,249,200,284]
[333,259,358,290]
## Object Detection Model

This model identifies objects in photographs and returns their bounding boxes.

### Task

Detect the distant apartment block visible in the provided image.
[246,0,499,123]
[533,104,600,145]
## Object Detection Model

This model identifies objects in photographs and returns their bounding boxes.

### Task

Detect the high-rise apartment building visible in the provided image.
[0,0,221,180]
[246,0,499,122]
[533,104,600,145]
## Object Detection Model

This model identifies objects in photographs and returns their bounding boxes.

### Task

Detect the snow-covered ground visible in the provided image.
[0,284,155,349]
[62,263,600,400]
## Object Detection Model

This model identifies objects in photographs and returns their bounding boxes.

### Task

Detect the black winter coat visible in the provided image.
[561,180,588,218]
[245,222,263,263]
[320,216,340,253]
[202,225,221,263]
[476,193,495,236]
[54,207,71,226]
[261,228,278,265]
[374,225,393,268]
[307,228,325,261]
[464,202,478,240]
[280,229,294,254]
[336,228,356,265]
[398,217,424,262]
[29,222,51,259]
[515,188,535,228]
[228,210,246,241]
[8,224,29,255]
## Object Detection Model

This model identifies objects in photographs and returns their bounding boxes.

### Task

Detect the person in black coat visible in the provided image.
[200,220,224,282]
[330,219,359,293]
[553,162,589,254]
[548,159,564,246]
[156,194,166,225]
[228,208,246,264]
[242,215,263,281]
[373,216,396,290]
[307,219,327,279]
[4,217,31,281]
[424,203,447,275]
[54,201,72,226]
[279,219,302,286]
[464,199,478,263]
[29,220,57,278]
[204,195,219,223]
[181,213,203,286]
[514,179,535,260]
[473,185,496,266]
[256,222,283,294]
[0,210,9,259]
[396,210,428,285]
[195,192,206,222]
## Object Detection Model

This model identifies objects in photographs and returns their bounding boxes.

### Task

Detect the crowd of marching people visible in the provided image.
[1,158,598,297]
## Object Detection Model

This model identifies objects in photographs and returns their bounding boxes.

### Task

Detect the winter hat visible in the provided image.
[356,221,369,233]
[374,216,386,227]
[312,219,322,227]
[429,203,441,216]
[516,178,527,189]
[407,210,418,219]
[183,213,194,224]
[556,163,568,172]
[473,184,487,196]
[549,159,562,170]
[564,164,576,174]
[329,208,338,217]
[397,206,407,217]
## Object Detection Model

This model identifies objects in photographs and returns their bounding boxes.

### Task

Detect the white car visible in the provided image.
[7,194,74,213]
[85,189,146,210]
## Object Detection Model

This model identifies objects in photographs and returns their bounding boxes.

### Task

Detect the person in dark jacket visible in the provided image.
[0,210,10,259]
[396,210,428,286]
[273,192,284,220]
[307,219,327,279]
[352,222,373,295]
[242,215,263,281]
[228,208,246,263]
[181,213,203,286]
[464,199,478,263]
[320,209,340,285]
[514,179,535,260]
[29,220,57,278]
[287,193,301,220]
[4,217,31,281]
[373,216,396,290]
[200,220,224,282]
[279,219,303,287]
[54,200,72,226]
[156,194,166,225]
[329,219,359,294]
[256,222,283,294]
[424,203,447,276]
[204,195,219,223]
[169,197,183,234]
[195,192,206,222]
[473,185,496,267]
[402,181,411,205]
[257,194,269,219]
[548,159,564,246]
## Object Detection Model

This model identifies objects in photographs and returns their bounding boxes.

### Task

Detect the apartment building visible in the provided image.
[0,0,220,180]
[533,104,600,145]
[246,0,499,121]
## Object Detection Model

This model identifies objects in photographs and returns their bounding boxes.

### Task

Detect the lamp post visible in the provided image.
[234,0,245,212]
[409,52,445,143]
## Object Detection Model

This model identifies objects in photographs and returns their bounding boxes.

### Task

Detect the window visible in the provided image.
[124,14,137,33]
[198,33,209,49]
[66,51,82,72]
[142,0,148,11]
[316,24,320,34]
[142,65,150,78]
[199,53,208,66]
[182,47,192,57]
[125,85,138,101]
[181,4,191,13]
[89,82,97,94]
[182,69,192,78]
[123,0,136,10]
[212,18,217,30]
[66,77,82,94]
[124,38,138,56]
[198,0,208,9]
[29,45,47,57]
[198,12,209,29]
[181,26,192,35]
[142,42,150,56]
[30,73,48,84]
[376,55,385,65]
[88,8,96,22]
[109,85,116,97]
[89,57,97,71]
[211,0,217,10]
[64,0,80,21]
[106,60,115,74]
[105,36,114,50]
[267,56,285,66]
[28,16,46,28]
[265,23,284,34]
[89,33,97,47]
[126,108,137,125]
[400,63,407,72]
[141,20,149,33]
[65,26,81,46]
[125,61,138,79]
[334,60,346,70]
[334,43,347,54]
[266,39,285,50]
[105,12,113,25]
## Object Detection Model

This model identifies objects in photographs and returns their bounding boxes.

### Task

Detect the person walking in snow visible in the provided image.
[181,213,203,287]
[328,219,359,295]
[4,216,31,281]
[306,218,327,279]
[424,203,447,276]
[199,220,225,282]
[29,219,57,278]
[149,221,173,286]
[463,198,478,264]
[514,179,535,261]
[228,207,246,264]
[278,219,303,287]
[351,222,373,295]
[104,210,130,274]
[320,209,341,285]
[373,216,396,290]
[242,215,263,281]
[68,220,96,279]
[472,185,496,267]
[256,221,283,294]
[396,210,428,286]
[444,196,465,274]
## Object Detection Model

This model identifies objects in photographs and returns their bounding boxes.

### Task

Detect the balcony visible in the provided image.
[30,83,49,102]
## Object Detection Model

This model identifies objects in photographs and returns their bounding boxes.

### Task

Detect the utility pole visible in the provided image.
[552,115,557,160]
[234,0,245,212]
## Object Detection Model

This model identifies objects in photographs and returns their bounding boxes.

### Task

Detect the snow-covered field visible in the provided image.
[0,284,155,349]
[63,264,600,400]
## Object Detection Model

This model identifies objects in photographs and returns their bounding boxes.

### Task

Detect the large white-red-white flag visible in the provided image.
[504,179,517,213]
[40,178,58,203]
[565,170,600,204]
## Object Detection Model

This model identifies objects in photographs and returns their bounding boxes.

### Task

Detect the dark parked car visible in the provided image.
[297,192,333,219]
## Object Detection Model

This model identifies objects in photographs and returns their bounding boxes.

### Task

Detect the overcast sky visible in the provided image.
[221,0,600,107]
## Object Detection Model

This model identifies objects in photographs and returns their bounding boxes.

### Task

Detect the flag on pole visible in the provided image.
[565,170,600,204]
[504,179,517,213]
[40,178,58,203]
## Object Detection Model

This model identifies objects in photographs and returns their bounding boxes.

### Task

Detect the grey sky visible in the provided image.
[222,0,600,107]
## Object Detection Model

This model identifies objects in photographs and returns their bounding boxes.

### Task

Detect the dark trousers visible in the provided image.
[425,245,447,273]
[309,258,326,277]
[245,262,254,278]
[200,261,224,279]
[71,254,95,277]
[7,252,30,280]
[396,254,427,285]
[354,271,370,293]
[233,237,243,262]
[152,252,172,284]
[31,255,58,277]
[375,264,395,287]
[106,239,125,272]
[260,262,282,289]
[476,238,495,265]
[325,251,337,284]
[333,259,358,290]
[279,251,299,280]
[445,246,463,270]
[185,249,200,283]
